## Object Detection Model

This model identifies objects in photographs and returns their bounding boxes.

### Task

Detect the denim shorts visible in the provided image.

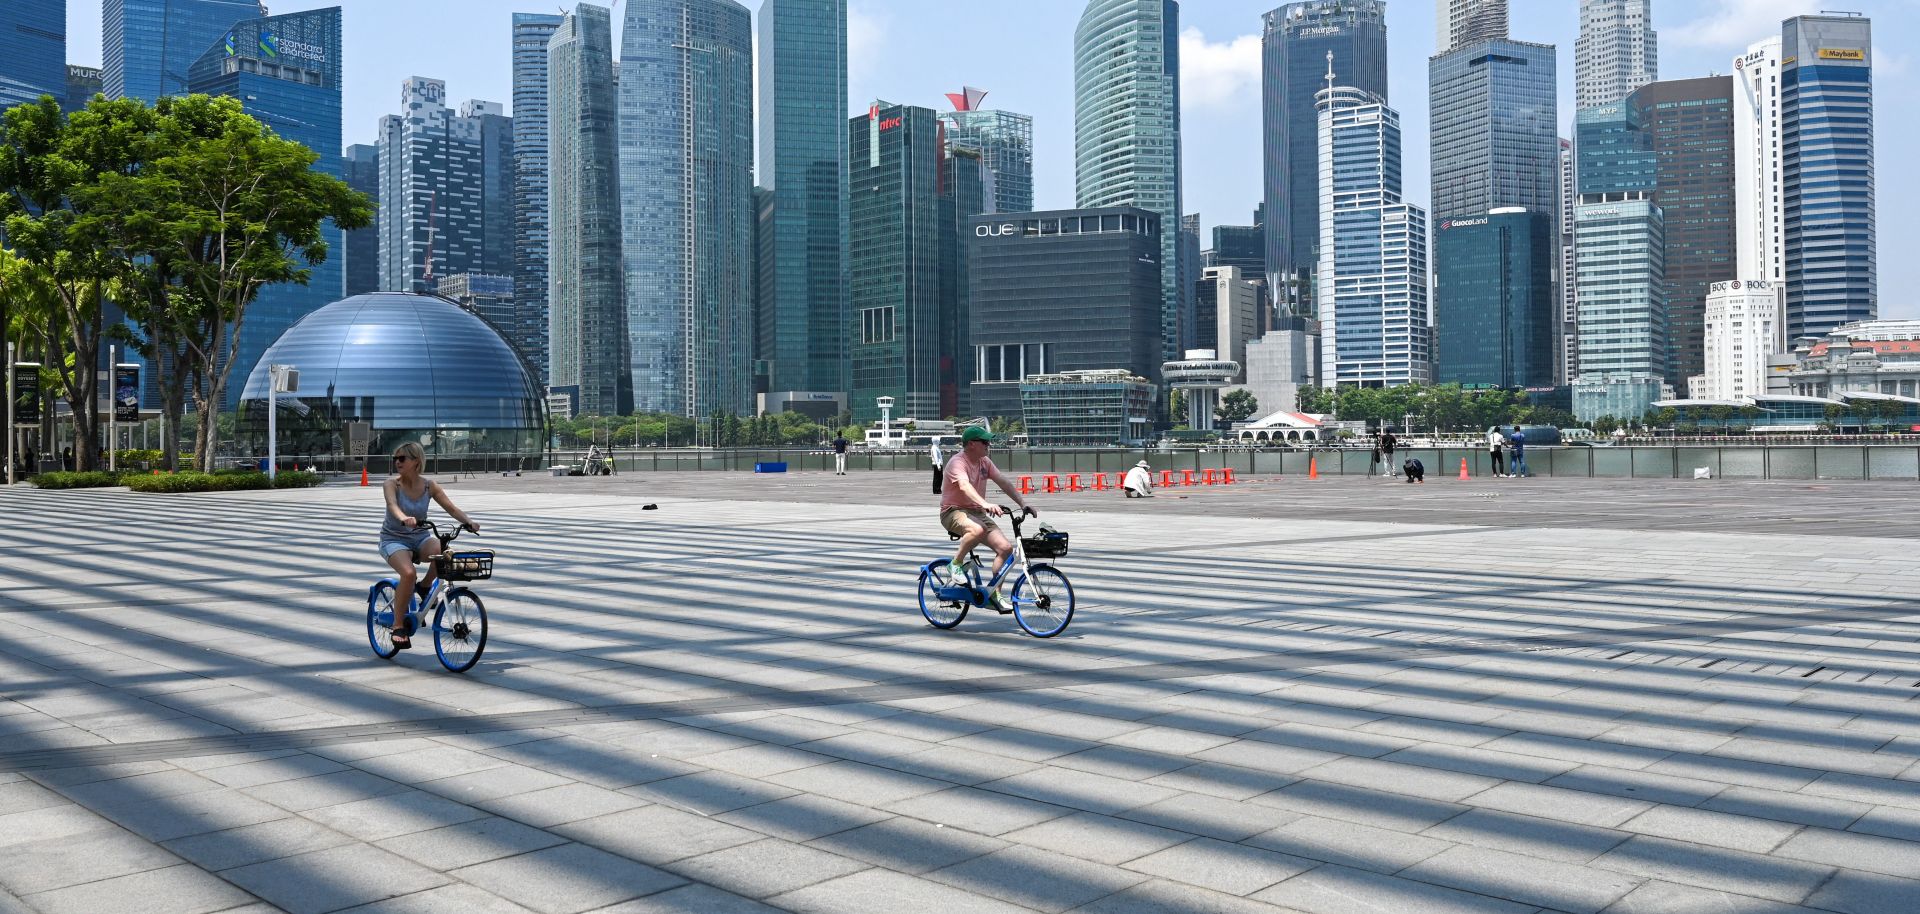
[379,530,435,561]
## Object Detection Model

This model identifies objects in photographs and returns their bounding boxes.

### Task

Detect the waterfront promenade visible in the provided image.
[2,472,1919,912]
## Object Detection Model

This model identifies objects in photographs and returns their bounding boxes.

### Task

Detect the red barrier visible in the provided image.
[1043,474,1059,494]
[1202,468,1218,486]
[1160,469,1176,487]
[1067,473,1084,492]
[1181,469,1197,486]
[1223,468,1237,484]
[1019,475,1033,494]
[1092,473,1109,490]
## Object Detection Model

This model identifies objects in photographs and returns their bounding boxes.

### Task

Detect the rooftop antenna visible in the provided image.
[1325,50,1336,93]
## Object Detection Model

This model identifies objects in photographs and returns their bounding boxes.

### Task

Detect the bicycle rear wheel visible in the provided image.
[366,581,401,659]
[1012,565,1075,638]
[918,562,969,629]
[433,587,489,672]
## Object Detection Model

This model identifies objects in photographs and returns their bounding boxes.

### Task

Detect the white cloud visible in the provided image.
[1665,0,1818,49]
[1178,26,1261,112]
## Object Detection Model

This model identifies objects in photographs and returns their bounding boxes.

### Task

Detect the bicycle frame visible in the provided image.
[935,506,1039,606]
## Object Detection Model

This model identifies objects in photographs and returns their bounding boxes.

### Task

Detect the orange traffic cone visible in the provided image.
[1458,458,1470,480]
[1308,457,1319,480]
[360,466,369,486]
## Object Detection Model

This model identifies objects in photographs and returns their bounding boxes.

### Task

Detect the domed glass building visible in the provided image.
[237,293,546,462]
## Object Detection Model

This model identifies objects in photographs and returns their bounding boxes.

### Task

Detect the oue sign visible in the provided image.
[976,223,1018,237]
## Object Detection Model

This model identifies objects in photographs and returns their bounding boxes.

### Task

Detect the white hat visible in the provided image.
[1135,460,1151,468]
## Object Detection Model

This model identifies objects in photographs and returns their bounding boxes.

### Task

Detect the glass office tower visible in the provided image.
[1572,102,1667,421]
[618,0,754,418]
[1428,38,1559,220]
[376,79,509,293]
[941,92,1034,215]
[756,0,849,399]
[1781,14,1874,339]
[104,0,264,103]
[0,0,66,111]
[1316,85,1429,387]
[548,4,627,418]
[1635,76,1734,388]
[186,7,344,407]
[847,102,982,424]
[1075,0,1185,364]
[1575,0,1656,109]
[342,144,380,297]
[511,12,565,383]
[1434,208,1556,388]
[1261,0,1386,314]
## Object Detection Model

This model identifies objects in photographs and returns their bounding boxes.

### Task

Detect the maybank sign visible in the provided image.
[1818,48,1865,61]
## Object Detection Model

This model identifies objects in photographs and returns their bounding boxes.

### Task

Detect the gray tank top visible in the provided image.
[381,480,435,539]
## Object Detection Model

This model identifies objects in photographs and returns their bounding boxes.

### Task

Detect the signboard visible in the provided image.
[1818,48,1864,61]
[345,421,372,457]
[113,365,140,422]
[11,364,39,426]
[1440,217,1488,230]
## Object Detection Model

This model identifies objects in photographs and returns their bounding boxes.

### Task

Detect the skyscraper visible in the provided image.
[377,78,510,293]
[756,0,848,401]
[0,1,66,112]
[103,0,265,103]
[847,102,983,423]
[1261,0,1386,315]
[1317,82,1429,387]
[1732,36,1783,285]
[940,87,1034,215]
[464,99,516,281]
[1572,102,1667,421]
[64,65,104,114]
[1436,0,1506,54]
[619,0,754,418]
[1075,0,1185,363]
[511,12,565,384]
[1195,266,1261,383]
[342,143,380,297]
[1428,38,1559,220]
[1434,208,1556,388]
[1635,76,1734,389]
[186,6,345,407]
[547,4,626,417]
[1781,13,1874,339]
[1559,137,1578,382]
[1575,0,1656,109]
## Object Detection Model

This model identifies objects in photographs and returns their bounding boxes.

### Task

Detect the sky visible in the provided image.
[65,0,1920,316]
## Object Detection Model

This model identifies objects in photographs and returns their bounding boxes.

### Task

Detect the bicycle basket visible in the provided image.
[437,549,494,581]
[1021,531,1069,559]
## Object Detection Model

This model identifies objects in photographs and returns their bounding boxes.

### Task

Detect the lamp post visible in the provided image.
[877,396,895,446]
[266,364,298,481]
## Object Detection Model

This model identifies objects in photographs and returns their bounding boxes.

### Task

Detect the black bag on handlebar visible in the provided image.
[1022,530,1069,559]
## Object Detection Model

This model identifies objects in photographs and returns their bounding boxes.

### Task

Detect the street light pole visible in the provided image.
[4,340,13,486]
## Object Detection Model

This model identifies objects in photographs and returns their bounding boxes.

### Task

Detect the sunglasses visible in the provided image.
[392,454,414,463]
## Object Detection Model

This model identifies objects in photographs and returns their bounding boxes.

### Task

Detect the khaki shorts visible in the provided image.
[940,508,997,537]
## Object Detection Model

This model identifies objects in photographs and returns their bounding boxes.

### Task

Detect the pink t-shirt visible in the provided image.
[940,453,998,512]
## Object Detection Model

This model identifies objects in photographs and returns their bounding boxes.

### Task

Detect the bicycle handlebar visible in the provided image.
[413,519,476,543]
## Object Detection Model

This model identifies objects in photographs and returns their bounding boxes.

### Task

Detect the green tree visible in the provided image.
[1296,386,1336,414]
[1216,388,1259,423]
[1168,389,1187,428]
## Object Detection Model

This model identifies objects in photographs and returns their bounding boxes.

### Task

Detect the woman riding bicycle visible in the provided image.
[379,442,479,649]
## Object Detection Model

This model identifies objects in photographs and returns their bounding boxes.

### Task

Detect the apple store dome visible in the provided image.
[237,293,546,462]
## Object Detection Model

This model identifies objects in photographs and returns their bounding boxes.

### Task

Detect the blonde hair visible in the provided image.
[393,441,427,469]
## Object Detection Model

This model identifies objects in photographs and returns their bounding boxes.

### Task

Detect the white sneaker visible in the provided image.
[990,591,1014,614]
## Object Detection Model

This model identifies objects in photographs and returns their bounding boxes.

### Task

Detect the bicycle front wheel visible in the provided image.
[433,587,489,672]
[366,581,401,660]
[1012,565,1075,638]
[918,563,969,629]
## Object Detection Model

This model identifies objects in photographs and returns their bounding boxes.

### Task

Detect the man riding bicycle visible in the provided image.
[940,425,1034,613]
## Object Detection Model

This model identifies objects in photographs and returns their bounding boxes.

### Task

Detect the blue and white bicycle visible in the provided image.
[365,521,492,672]
[918,505,1076,638]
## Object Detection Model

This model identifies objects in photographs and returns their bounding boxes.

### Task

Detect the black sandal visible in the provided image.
[390,623,414,650]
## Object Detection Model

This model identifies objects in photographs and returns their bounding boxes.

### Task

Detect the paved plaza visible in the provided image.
[3,471,1920,913]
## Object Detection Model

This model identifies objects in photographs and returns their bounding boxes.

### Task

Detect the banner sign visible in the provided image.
[113,365,140,422]
[12,364,39,426]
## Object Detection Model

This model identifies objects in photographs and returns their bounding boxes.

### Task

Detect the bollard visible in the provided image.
[1020,475,1034,494]
[1067,473,1084,492]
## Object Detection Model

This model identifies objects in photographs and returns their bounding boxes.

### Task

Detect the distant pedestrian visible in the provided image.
[1380,429,1398,476]
[1370,441,1384,477]
[1403,457,1425,483]
[1508,426,1528,477]
[930,438,946,494]
[1487,427,1507,477]
[1123,460,1155,498]
[61,446,73,471]
[832,434,849,475]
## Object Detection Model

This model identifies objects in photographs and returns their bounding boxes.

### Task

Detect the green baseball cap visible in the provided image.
[961,426,997,444]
